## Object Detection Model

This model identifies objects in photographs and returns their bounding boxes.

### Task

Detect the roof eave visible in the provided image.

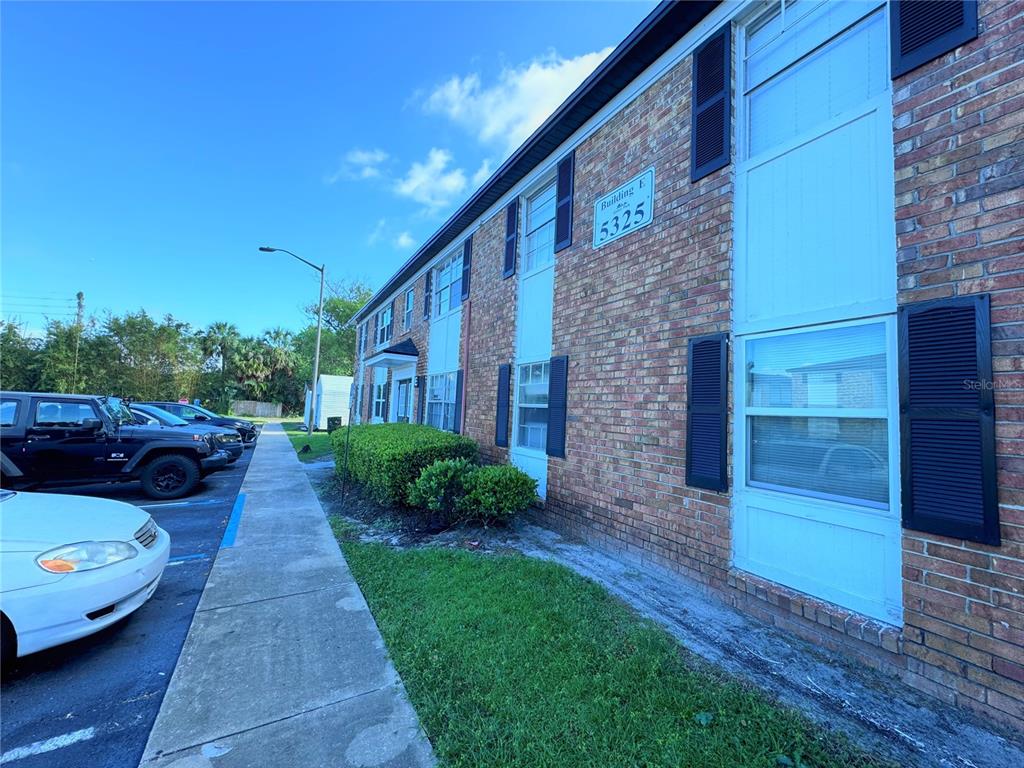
[352,0,721,324]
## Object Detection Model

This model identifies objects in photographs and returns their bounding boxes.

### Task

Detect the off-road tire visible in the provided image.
[140,454,200,500]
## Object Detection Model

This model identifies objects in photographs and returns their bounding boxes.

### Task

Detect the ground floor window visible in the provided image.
[396,378,412,422]
[427,372,457,431]
[515,361,549,450]
[745,320,889,508]
[373,382,387,420]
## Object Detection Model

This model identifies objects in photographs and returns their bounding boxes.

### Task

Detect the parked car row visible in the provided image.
[0,391,259,500]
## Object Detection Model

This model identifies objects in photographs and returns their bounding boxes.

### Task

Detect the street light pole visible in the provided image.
[259,246,325,434]
[311,266,324,435]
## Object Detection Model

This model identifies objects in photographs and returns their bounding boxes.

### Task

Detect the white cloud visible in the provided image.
[424,47,614,156]
[394,231,416,249]
[394,148,468,212]
[367,218,387,245]
[472,159,493,187]
[326,147,389,184]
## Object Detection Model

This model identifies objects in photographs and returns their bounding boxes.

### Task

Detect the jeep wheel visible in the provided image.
[140,455,200,499]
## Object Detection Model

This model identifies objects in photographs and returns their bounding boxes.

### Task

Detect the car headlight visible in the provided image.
[37,541,138,573]
[216,433,241,444]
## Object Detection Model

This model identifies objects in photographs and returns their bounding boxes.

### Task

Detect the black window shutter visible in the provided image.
[890,0,978,79]
[371,312,379,347]
[423,271,432,320]
[453,369,464,434]
[388,300,395,337]
[416,374,426,424]
[554,151,575,252]
[495,363,511,447]
[461,236,473,301]
[503,200,519,278]
[899,294,998,545]
[546,355,569,458]
[382,376,390,423]
[690,25,731,183]
[686,333,727,491]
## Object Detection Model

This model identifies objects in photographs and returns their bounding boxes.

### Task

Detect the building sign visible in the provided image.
[592,167,654,248]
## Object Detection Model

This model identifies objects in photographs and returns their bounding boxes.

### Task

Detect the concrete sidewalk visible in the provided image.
[140,424,435,768]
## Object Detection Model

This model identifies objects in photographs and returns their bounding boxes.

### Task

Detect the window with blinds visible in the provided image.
[746,321,890,508]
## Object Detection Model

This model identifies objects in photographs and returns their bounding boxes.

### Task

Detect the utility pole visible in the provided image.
[71,291,84,392]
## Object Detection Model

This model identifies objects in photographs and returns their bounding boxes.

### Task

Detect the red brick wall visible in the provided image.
[359,274,432,424]
[892,0,1024,728]
[462,213,517,464]
[545,53,734,585]
[353,0,1024,729]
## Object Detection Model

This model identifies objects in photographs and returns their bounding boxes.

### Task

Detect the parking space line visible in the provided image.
[140,499,223,510]
[167,553,208,564]
[219,493,246,549]
[0,727,95,763]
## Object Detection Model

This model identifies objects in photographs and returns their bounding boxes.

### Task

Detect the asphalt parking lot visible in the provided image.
[0,443,255,768]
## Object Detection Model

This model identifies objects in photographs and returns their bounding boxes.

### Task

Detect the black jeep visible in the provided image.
[0,392,230,499]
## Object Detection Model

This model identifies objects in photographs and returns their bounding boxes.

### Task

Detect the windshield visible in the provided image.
[99,396,136,425]
[193,404,220,418]
[141,405,188,426]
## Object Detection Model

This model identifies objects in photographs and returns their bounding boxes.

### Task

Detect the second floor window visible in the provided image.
[404,289,415,330]
[376,305,393,346]
[433,250,463,318]
[524,183,556,273]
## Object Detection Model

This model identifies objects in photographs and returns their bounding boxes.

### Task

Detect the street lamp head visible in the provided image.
[258,246,276,253]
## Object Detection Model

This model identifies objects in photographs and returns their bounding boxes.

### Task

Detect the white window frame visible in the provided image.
[512,360,550,453]
[372,382,387,420]
[734,314,901,518]
[359,323,368,355]
[376,305,393,346]
[426,371,458,431]
[520,180,557,278]
[432,249,463,319]
[403,289,415,330]
[395,378,412,422]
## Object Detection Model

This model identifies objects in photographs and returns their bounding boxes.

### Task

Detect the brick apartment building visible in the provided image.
[351,0,1024,729]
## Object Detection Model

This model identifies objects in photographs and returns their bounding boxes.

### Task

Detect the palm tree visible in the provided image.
[200,322,240,410]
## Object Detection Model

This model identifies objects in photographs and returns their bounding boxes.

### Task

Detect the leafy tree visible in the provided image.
[0,322,42,392]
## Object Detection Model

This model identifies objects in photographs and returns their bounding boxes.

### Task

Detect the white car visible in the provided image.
[0,489,170,663]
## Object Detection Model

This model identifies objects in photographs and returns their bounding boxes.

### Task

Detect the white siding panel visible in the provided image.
[428,306,462,375]
[738,101,895,334]
[516,268,554,363]
[734,493,902,623]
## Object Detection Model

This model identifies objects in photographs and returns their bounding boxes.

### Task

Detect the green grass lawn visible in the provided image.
[281,420,335,463]
[340,540,890,768]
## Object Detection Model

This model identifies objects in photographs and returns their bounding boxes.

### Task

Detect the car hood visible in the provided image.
[219,418,254,429]
[121,424,203,440]
[0,491,150,551]
[168,423,236,437]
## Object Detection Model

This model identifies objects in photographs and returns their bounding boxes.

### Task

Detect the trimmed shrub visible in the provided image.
[333,423,478,506]
[460,463,538,524]
[407,458,476,525]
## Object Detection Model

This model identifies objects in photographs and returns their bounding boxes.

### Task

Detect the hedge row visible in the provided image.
[332,423,478,506]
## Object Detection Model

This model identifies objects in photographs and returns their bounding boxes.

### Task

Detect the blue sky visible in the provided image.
[2,0,656,335]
